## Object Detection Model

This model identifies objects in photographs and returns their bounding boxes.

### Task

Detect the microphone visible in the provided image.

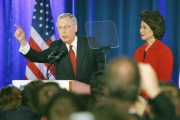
[53,47,67,60]
[46,47,67,80]
[48,46,61,60]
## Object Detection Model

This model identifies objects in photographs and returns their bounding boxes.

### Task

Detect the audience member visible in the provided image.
[74,94,95,111]
[89,70,107,100]
[145,82,180,119]
[32,82,68,117]
[0,85,21,111]
[0,85,21,119]
[159,82,180,116]
[105,57,140,102]
[45,92,79,120]
[105,57,142,119]
[4,80,44,120]
[21,80,44,109]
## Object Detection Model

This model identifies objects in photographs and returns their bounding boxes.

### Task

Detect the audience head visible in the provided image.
[0,85,21,110]
[105,57,140,102]
[74,94,95,111]
[140,10,165,40]
[89,70,107,99]
[21,80,44,109]
[32,82,67,116]
[159,82,180,115]
[46,92,79,120]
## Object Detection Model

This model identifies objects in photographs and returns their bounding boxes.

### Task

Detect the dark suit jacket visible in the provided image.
[0,105,40,120]
[140,93,178,120]
[24,35,105,84]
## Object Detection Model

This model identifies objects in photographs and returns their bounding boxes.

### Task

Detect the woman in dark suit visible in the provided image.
[134,10,173,81]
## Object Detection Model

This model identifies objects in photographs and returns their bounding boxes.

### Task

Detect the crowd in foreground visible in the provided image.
[0,57,180,120]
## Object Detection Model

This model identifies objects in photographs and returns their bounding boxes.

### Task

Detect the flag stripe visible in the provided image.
[34,62,50,79]
[45,38,52,46]
[25,65,38,80]
[29,37,41,51]
[27,60,46,79]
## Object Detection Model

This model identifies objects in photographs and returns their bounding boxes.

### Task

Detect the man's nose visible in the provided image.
[61,29,67,33]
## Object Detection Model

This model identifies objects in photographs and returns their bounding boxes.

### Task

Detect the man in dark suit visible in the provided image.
[14,13,105,84]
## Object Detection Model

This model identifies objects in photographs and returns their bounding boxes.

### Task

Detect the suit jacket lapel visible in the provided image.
[59,42,75,78]
[76,36,86,77]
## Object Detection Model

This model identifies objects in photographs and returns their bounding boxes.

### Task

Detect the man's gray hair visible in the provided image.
[56,13,77,26]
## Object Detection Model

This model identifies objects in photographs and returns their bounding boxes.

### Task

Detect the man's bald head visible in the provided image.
[105,57,140,102]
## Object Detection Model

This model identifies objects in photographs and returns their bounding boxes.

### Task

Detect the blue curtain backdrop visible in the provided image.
[0,0,180,88]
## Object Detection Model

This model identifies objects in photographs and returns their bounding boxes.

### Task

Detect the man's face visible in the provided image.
[57,16,77,45]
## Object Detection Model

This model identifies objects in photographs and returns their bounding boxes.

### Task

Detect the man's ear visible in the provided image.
[74,24,78,32]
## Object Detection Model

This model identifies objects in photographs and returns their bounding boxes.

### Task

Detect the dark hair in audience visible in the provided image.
[145,82,180,119]
[159,82,180,103]
[32,82,67,116]
[159,82,180,115]
[140,10,165,40]
[46,92,79,120]
[0,86,21,110]
[105,57,140,102]
[74,94,95,111]
[89,70,106,99]
[21,80,44,109]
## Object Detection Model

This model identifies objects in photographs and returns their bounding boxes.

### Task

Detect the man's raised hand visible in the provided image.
[14,24,27,47]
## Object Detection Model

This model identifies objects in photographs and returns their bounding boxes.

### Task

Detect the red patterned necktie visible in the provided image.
[69,45,76,76]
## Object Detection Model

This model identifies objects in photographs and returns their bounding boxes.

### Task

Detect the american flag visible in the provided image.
[25,0,56,80]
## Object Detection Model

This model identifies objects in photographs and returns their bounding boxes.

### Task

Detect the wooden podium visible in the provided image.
[12,80,91,95]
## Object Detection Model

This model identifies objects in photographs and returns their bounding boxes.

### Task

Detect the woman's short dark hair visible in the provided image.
[140,10,165,40]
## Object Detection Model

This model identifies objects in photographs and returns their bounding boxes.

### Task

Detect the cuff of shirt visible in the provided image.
[19,43,30,55]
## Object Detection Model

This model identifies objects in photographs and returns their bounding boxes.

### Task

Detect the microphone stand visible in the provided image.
[99,46,111,67]
[46,57,56,80]
[46,51,65,80]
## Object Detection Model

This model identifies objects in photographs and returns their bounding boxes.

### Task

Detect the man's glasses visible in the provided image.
[58,25,73,31]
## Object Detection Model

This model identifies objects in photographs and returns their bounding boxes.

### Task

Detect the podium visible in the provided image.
[12,80,91,95]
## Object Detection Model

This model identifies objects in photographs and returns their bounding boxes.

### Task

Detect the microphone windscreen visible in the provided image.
[53,46,61,52]
[60,47,67,53]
